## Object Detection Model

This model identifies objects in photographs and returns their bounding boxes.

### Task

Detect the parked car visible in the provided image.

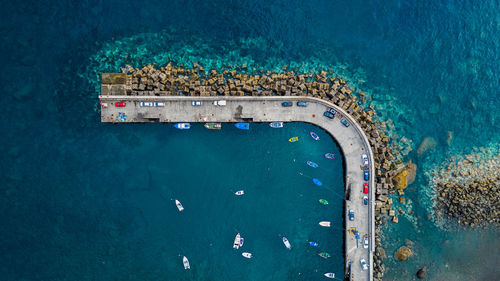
[348,209,354,221]
[362,154,369,166]
[363,196,368,206]
[115,102,126,107]
[364,170,370,181]
[360,258,369,270]
[327,108,337,115]
[140,102,153,107]
[323,111,335,119]
[213,100,226,106]
[340,117,350,127]
[154,102,165,107]
[296,101,308,107]
[363,237,369,249]
[100,102,108,108]
[281,102,293,107]
[363,183,369,194]
[192,101,202,106]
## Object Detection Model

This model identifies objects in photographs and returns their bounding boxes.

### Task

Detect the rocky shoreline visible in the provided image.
[104,63,413,280]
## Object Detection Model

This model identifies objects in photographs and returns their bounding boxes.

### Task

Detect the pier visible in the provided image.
[100,86,376,280]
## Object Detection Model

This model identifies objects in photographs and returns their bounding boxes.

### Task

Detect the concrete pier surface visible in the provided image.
[99,95,375,281]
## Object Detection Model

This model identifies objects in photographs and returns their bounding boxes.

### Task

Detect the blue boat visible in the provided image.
[312,178,323,186]
[310,132,319,140]
[324,153,335,159]
[235,122,250,130]
[174,123,191,130]
[309,241,319,247]
[307,161,319,168]
[269,122,284,128]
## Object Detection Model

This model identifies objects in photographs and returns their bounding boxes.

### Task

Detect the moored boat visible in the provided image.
[324,273,335,278]
[174,123,191,130]
[307,161,318,168]
[242,252,252,258]
[309,241,319,247]
[282,237,291,249]
[235,122,250,130]
[183,256,190,269]
[318,252,331,259]
[312,178,323,186]
[324,153,335,159]
[204,122,221,129]
[289,136,299,142]
[319,199,329,205]
[233,233,241,249]
[269,122,284,128]
[319,221,331,227]
[175,200,184,212]
[239,237,244,247]
[310,132,320,140]
[235,190,245,196]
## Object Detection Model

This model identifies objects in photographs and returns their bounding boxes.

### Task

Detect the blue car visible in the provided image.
[323,111,335,119]
[363,196,368,206]
[281,102,293,107]
[297,101,308,107]
[348,210,355,221]
[340,118,350,127]
[327,108,338,115]
[364,170,369,181]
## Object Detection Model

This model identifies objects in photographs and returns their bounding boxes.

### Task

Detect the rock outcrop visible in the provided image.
[394,246,413,261]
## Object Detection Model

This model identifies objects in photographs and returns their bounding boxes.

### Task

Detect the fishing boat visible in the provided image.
[312,178,323,186]
[269,122,284,128]
[204,122,221,130]
[235,190,245,196]
[309,241,319,247]
[282,237,291,249]
[324,273,335,278]
[289,136,299,142]
[310,132,320,140]
[174,123,191,130]
[175,200,184,212]
[307,161,318,168]
[242,252,252,258]
[233,233,241,249]
[183,256,190,269]
[318,252,331,259]
[324,153,335,159]
[319,221,331,227]
[319,199,329,205]
[235,122,250,130]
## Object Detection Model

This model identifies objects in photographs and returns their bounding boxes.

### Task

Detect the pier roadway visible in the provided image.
[99,95,375,281]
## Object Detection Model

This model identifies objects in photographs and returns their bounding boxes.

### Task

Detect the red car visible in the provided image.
[363,183,369,194]
[115,102,126,107]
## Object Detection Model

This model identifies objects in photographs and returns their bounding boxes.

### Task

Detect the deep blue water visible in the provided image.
[1,0,499,280]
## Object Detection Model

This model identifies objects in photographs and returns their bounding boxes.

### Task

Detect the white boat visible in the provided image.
[183,256,190,269]
[282,237,291,249]
[235,190,245,196]
[175,200,184,212]
[242,252,252,258]
[233,233,241,249]
[239,237,244,247]
[324,273,335,278]
[319,221,331,227]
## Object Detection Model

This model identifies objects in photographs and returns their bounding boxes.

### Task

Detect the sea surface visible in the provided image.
[1,0,499,280]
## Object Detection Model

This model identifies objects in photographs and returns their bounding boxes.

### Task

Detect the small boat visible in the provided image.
[324,153,335,159]
[204,122,221,130]
[319,221,331,227]
[318,252,331,259]
[289,136,299,142]
[324,273,335,278]
[282,237,291,249]
[242,252,252,259]
[175,200,184,212]
[309,241,319,247]
[235,190,245,196]
[239,237,244,247]
[183,256,190,269]
[319,199,329,205]
[235,122,250,130]
[269,122,284,128]
[312,178,323,186]
[174,123,191,130]
[306,161,318,168]
[233,233,241,249]
[310,132,320,140]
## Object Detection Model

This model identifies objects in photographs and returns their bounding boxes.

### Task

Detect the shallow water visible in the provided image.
[1,0,499,280]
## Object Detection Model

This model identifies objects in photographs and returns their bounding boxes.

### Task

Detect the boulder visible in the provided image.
[416,266,428,279]
[394,246,413,261]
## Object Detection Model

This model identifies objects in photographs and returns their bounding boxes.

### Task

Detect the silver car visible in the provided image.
[361,154,369,166]
[140,102,153,107]
[360,258,368,270]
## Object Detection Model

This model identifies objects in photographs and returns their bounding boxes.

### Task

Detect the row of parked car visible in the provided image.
[281,101,309,107]
[323,108,350,127]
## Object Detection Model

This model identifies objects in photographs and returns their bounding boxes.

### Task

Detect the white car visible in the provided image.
[360,258,369,270]
[192,101,202,106]
[363,237,369,249]
[140,102,153,107]
[154,102,165,107]
[361,154,369,166]
[213,100,226,106]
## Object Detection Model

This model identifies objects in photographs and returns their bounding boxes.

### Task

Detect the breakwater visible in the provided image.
[101,63,410,280]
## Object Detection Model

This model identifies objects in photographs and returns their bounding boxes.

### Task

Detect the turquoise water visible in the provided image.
[1,0,499,280]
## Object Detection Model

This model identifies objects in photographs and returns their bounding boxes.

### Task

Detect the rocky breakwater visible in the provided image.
[107,63,408,280]
[431,149,500,227]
